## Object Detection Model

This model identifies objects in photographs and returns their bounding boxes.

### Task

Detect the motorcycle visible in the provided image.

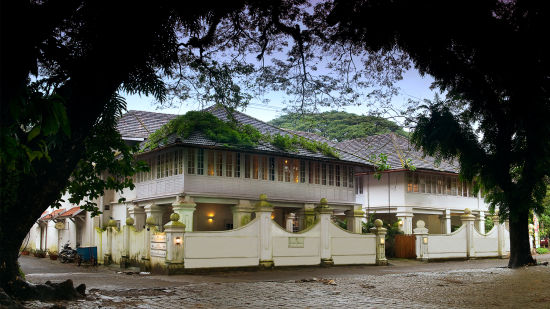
[59,242,78,263]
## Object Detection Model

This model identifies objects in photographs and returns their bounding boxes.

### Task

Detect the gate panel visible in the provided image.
[395,235,416,258]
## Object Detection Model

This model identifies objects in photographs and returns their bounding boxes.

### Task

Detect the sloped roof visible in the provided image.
[40,208,65,221]
[117,110,178,139]
[124,106,370,165]
[336,133,459,173]
[58,206,84,218]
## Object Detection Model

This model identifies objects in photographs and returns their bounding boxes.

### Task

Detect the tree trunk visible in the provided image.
[507,207,535,268]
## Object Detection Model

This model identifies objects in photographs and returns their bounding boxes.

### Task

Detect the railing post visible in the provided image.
[164,213,186,274]
[254,194,274,268]
[413,220,429,261]
[371,219,388,265]
[461,208,476,258]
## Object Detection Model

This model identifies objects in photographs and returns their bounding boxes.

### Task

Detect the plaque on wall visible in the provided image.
[288,237,305,248]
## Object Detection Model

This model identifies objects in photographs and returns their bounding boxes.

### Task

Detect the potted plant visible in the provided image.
[20,249,30,256]
[48,250,58,260]
[34,249,46,258]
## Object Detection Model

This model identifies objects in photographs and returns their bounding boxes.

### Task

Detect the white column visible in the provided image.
[254,194,274,267]
[285,213,296,232]
[370,219,388,265]
[128,204,146,230]
[164,213,186,265]
[397,211,414,235]
[232,200,253,229]
[144,204,164,230]
[461,208,476,258]
[172,195,196,232]
[476,211,485,234]
[316,198,334,266]
[413,220,429,261]
[345,204,364,234]
[443,209,451,234]
[493,213,505,257]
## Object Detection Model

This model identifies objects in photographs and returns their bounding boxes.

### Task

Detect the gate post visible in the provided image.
[164,213,186,274]
[255,194,274,268]
[492,212,505,258]
[413,220,429,261]
[461,208,476,258]
[104,219,116,265]
[121,217,133,268]
[316,198,334,266]
[370,219,388,265]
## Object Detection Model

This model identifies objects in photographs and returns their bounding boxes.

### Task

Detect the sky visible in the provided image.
[125,68,438,123]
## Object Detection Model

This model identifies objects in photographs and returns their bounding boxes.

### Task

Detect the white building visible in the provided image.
[25,108,502,266]
[338,133,490,235]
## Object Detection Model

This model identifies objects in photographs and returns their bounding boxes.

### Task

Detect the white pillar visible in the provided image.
[316,198,334,266]
[254,194,274,267]
[397,212,414,235]
[370,219,388,265]
[232,200,253,229]
[164,213,186,274]
[461,208,476,258]
[413,220,429,261]
[128,204,146,230]
[285,213,296,232]
[144,204,164,230]
[476,211,485,234]
[443,209,452,234]
[345,204,364,234]
[172,195,196,232]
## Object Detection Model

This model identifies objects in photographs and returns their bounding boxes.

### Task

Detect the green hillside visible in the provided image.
[269,111,408,142]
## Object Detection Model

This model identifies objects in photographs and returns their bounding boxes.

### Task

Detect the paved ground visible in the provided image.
[19,254,550,308]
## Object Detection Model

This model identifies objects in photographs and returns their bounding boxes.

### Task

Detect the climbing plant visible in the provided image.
[141,110,340,158]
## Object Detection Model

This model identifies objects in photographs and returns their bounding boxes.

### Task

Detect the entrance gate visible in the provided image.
[395,235,416,258]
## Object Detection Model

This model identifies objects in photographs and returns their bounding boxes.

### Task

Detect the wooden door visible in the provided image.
[395,235,416,258]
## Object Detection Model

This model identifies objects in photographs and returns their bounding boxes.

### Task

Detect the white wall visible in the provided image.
[183,218,260,268]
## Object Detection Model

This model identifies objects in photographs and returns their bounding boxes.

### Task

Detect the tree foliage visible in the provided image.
[269,111,407,142]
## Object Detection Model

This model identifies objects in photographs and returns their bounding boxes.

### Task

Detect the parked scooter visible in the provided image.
[59,242,78,263]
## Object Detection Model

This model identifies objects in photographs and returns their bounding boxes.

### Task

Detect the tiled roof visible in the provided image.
[127,106,370,165]
[336,133,459,173]
[41,208,65,221]
[58,206,84,218]
[117,110,178,139]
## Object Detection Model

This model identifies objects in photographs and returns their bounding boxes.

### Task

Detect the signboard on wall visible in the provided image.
[150,233,167,257]
[55,221,65,230]
[288,237,305,248]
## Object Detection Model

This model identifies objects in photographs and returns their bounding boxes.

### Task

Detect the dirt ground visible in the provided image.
[19,253,550,308]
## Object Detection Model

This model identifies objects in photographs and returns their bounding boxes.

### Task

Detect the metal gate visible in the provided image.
[395,235,416,258]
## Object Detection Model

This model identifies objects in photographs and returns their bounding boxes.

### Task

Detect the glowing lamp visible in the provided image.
[207,213,215,223]
[379,237,385,245]
[175,236,182,245]
[423,237,428,244]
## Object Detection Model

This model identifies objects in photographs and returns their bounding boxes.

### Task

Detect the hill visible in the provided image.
[269,111,408,142]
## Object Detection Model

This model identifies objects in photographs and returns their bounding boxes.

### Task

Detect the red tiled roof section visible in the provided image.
[41,208,65,220]
[58,206,84,218]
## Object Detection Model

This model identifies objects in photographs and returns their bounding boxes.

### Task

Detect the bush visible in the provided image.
[536,247,549,255]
